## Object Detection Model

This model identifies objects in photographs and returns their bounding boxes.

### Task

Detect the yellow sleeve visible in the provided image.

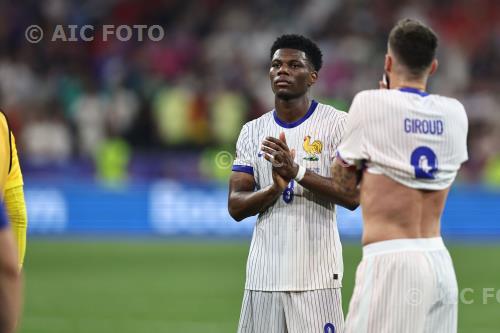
[4,186,27,268]
[0,114,8,195]
[5,133,23,191]
[4,132,27,268]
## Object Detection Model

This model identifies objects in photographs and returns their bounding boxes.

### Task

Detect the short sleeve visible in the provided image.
[5,133,24,191]
[0,114,9,197]
[458,104,469,164]
[336,93,370,168]
[232,124,254,175]
[332,112,348,152]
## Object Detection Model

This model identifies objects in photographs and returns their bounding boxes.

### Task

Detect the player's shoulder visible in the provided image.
[315,101,346,115]
[240,110,274,134]
[347,90,392,118]
[314,101,348,122]
[429,93,466,110]
[349,90,390,114]
[428,94,468,126]
[352,89,399,102]
[354,89,463,105]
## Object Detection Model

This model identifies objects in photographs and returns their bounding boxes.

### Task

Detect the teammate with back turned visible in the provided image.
[228,34,359,333]
[335,19,468,333]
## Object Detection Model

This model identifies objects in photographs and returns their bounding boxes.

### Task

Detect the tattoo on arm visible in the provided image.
[331,162,360,210]
[298,161,360,210]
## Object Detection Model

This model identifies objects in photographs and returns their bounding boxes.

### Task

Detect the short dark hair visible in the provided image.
[388,18,438,76]
[270,34,323,71]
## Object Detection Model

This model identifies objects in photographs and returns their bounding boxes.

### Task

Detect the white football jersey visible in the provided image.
[232,100,347,291]
[337,88,468,190]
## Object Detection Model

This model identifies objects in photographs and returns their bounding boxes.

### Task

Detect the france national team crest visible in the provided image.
[303,136,323,161]
[411,146,438,179]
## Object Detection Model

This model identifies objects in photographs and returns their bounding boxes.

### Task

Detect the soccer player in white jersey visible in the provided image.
[228,34,359,333]
[333,19,468,333]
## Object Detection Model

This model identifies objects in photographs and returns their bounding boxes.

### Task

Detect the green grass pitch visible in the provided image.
[19,240,500,333]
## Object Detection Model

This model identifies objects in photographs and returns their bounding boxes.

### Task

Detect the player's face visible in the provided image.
[269,49,317,100]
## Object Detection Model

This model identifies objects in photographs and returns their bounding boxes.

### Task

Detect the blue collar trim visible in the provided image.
[273,100,318,129]
[399,87,429,97]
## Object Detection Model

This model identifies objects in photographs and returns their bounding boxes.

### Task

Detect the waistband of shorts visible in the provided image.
[363,237,445,258]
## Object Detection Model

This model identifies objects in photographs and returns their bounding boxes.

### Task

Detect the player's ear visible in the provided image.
[308,71,318,87]
[384,54,392,73]
[428,59,438,76]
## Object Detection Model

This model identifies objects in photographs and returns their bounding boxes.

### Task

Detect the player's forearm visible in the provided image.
[228,185,281,221]
[4,186,27,268]
[0,268,21,333]
[299,168,360,210]
[0,230,22,333]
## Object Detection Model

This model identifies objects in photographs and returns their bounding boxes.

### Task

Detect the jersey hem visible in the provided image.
[244,285,343,292]
[244,281,343,291]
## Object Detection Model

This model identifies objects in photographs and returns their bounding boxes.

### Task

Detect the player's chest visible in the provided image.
[253,126,334,181]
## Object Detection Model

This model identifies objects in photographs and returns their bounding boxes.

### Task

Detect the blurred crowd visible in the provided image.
[0,0,498,185]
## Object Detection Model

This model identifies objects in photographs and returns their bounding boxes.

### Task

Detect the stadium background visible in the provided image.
[0,0,498,332]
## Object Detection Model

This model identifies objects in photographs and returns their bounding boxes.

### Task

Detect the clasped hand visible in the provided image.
[261,132,299,191]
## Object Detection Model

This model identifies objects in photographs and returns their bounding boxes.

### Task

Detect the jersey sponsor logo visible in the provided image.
[303,135,323,161]
[411,146,438,179]
[404,118,444,135]
[324,323,335,333]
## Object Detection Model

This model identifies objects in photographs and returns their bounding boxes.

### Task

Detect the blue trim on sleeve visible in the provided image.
[399,87,429,97]
[273,100,318,128]
[232,165,254,175]
[336,151,354,167]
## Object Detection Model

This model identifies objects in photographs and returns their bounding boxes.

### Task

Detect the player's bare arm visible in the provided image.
[0,227,22,333]
[228,170,288,222]
[261,133,359,210]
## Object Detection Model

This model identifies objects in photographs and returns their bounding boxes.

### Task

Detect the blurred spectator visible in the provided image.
[107,85,139,136]
[153,85,192,145]
[72,78,109,156]
[211,90,246,145]
[21,102,72,164]
[95,136,131,187]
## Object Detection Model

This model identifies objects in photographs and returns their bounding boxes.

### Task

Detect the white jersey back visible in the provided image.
[232,101,347,291]
[337,88,468,190]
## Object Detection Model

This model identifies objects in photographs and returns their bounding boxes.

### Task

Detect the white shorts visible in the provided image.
[345,237,457,333]
[237,289,344,333]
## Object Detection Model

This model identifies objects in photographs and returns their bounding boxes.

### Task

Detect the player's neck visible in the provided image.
[390,77,427,92]
[274,96,311,124]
